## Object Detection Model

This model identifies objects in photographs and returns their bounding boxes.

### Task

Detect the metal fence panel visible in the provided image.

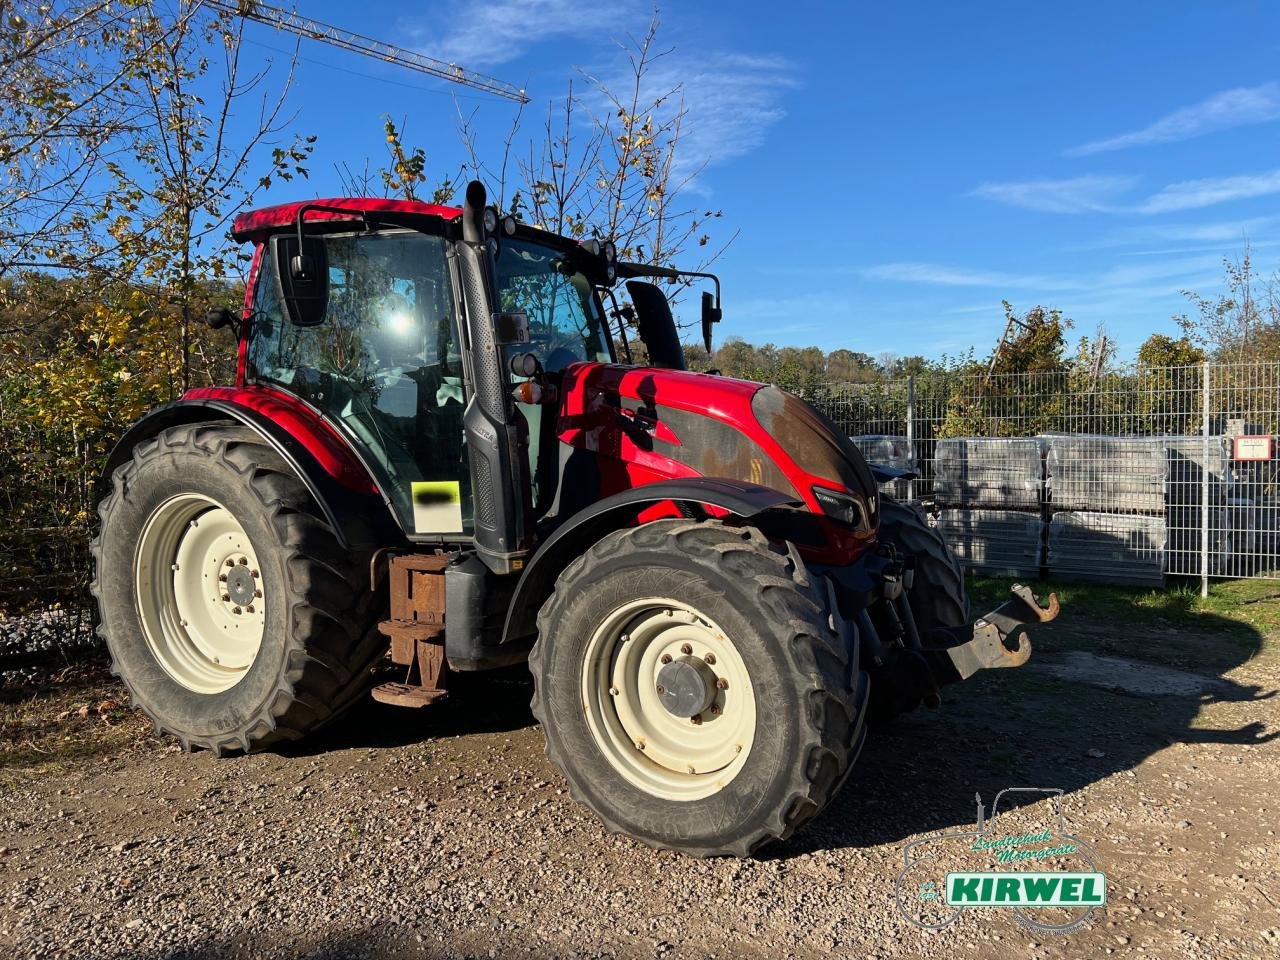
[817,361,1280,587]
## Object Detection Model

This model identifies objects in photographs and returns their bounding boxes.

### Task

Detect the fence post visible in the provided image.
[1201,361,1211,598]
[906,376,916,502]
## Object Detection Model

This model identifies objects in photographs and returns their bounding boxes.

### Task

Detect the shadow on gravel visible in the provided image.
[109,928,458,960]
[770,605,1278,858]
[277,666,538,758]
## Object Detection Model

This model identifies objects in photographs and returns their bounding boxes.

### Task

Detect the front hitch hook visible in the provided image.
[926,584,1058,683]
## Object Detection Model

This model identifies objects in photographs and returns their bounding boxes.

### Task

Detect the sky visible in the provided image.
[230,0,1280,361]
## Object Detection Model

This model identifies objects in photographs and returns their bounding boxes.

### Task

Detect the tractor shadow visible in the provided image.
[277,665,537,756]
[774,591,1278,857]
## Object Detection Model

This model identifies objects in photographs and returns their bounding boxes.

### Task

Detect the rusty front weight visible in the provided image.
[930,584,1059,682]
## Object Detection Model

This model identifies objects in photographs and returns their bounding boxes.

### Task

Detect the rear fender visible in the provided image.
[103,397,402,551]
[501,478,803,645]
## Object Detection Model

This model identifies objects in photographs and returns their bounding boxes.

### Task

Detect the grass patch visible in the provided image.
[968,575,1280,644]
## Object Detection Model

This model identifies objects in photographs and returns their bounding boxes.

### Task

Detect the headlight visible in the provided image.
[502,215,517,236]
[483,207,499,234]
[603,241,616,261]
[812,486,867,528]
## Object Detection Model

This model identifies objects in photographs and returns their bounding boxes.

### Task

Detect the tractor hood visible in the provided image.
[556,363,879,539]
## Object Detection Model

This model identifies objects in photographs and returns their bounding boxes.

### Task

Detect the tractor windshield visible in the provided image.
[494,237,612,372]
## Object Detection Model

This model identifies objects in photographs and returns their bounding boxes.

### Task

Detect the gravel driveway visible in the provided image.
[1,604,1277,959]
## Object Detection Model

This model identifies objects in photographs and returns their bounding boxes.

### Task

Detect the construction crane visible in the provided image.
[205,0,530,104]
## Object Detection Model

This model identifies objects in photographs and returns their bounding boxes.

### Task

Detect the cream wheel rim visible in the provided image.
[581,597,756,801]
[134,494,266,694]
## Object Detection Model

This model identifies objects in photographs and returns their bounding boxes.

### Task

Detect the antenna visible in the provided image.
[206,0,530,104]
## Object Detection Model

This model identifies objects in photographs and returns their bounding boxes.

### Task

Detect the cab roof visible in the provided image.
[231,197,463,243]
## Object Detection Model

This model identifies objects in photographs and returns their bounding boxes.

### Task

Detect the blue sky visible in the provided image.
[234,0,1280,361]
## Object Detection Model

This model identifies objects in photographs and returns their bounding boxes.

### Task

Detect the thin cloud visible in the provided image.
[409,0,637,68]
[973,170,1280,216]
[610,51,799,178]
[968,175,1137,213]
[1138,168,1280,213]
[862,262,1077,290]
[1067,82,1280,156]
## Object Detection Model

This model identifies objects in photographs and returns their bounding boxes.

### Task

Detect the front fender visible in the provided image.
[103,398,402,551]
[501,478,802,644]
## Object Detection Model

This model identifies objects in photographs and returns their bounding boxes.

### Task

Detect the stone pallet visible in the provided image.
[934,438,1044,510]
[1045,436,1168,514]
[1047,511,1166,586]
[935,509,1043,577]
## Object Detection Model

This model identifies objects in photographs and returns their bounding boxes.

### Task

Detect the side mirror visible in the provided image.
[205,306,237,331]
[494,311,529,345]
[700,290,722,354]
[271,234,329,327]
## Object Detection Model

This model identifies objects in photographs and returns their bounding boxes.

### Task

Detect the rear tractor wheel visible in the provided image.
[92,423,383,753]
[530,519,867,857]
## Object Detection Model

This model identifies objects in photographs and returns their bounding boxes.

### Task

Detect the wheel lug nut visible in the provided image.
[225,559,235,568]
[219,574,228,582]
[238,557,248,566]
[680,643,692,655]
[246,605,255,614]
[251,570,259,579]
[221,593,230,602]
[715,677,728,690]
[690,714,702,725]
[254,589,262,598]
[233,606,242,615]
[704,652,716,665]
[660,654,672,664]
[709,704,720,715]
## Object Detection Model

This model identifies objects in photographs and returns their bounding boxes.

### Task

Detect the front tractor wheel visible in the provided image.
[530,520,866,857]
[92,423,383,753]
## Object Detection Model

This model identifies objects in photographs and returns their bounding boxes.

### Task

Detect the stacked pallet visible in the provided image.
[1046,512,1166,585]
[848,435,917,500]
[932,438,1045,576]
[934,437,1044,509]
[1042,433,1250,583]
[1043,435,1165,584]
[1045,436,1168,513]
[936,509,1043,578]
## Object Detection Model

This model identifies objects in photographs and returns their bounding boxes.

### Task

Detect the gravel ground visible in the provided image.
[1,605,1278,960]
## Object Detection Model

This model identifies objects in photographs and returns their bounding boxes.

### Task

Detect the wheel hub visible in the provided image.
[656,655,718,718]
[224,564,257,607]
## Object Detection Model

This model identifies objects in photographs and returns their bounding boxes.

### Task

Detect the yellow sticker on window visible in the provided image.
[411,481,463,534]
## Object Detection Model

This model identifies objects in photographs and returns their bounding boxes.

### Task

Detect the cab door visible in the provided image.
[245,229,473,540]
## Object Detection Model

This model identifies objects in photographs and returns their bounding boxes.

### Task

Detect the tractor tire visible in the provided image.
[530,519,865,857]
[91,422,384,754]
[878,496,968,634]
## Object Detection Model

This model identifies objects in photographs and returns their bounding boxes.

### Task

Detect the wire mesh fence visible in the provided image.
[4,360,1279,668]
[817,361,1280,590]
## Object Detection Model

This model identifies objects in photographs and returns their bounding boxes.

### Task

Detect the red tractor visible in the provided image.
[92,182,1056,856]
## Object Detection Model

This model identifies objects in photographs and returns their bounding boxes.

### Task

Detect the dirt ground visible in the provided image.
[1,581,1278,960]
